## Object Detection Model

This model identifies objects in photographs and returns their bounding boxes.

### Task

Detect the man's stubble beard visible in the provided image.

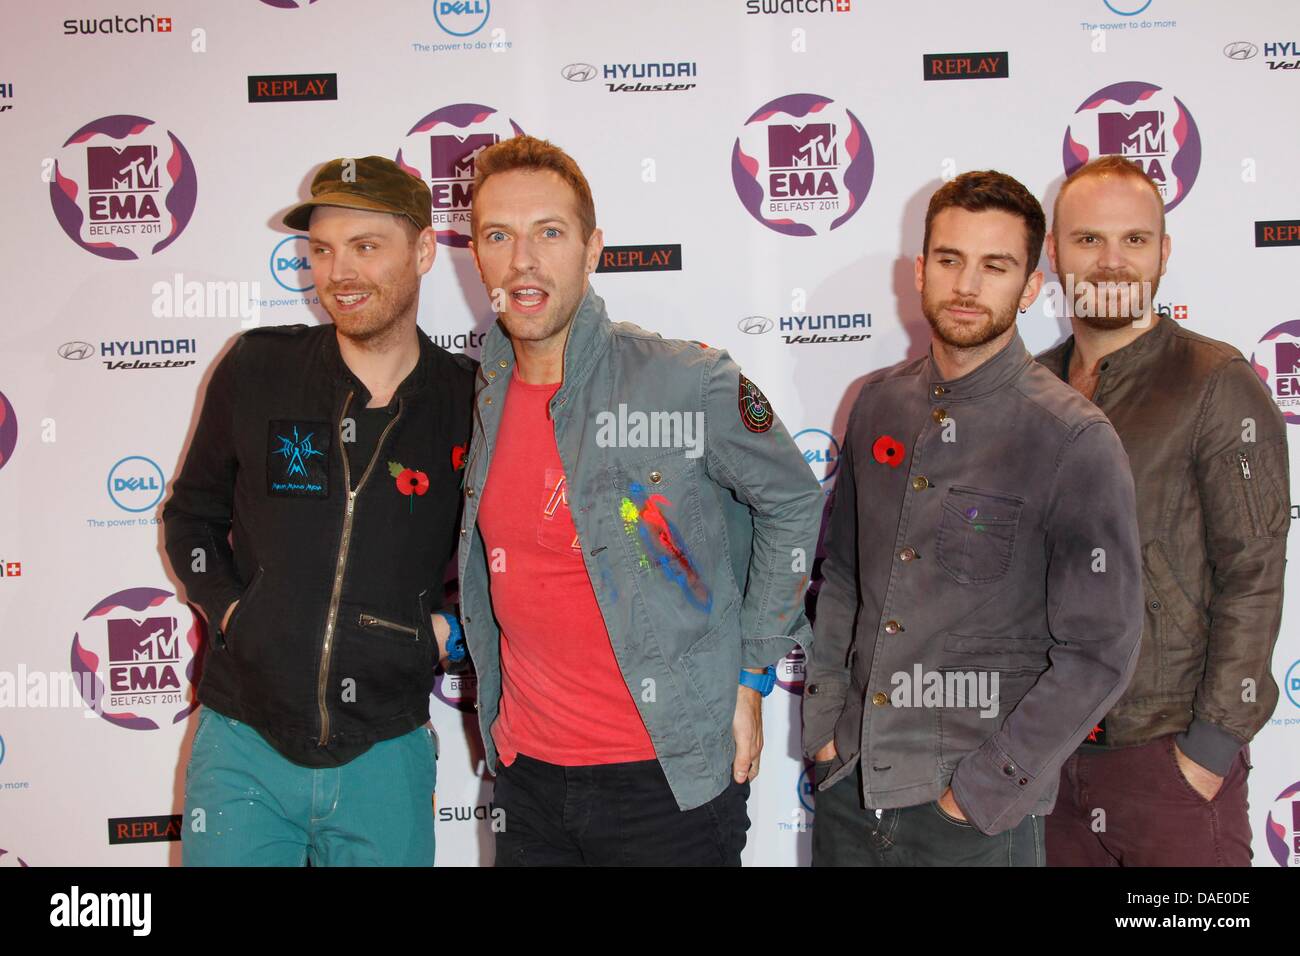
[1070,267,1163,331]
[921,284,1019,350]
[327,270,421,350]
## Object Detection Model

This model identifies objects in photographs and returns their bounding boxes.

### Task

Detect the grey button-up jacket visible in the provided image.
[458,288,823,811]
[803,330,1143,835]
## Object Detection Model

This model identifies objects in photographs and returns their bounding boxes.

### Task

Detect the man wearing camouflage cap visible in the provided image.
[165,156,476,866]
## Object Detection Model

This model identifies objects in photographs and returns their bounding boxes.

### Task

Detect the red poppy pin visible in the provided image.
[872,435,905,469]
[451,444,467,471]
[389,460,429,513]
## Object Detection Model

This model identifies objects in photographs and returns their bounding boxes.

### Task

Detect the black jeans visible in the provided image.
[812,760,1044,867]
[493,752,751,866]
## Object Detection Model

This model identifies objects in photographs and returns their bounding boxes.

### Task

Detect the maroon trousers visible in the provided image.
[1047,734,1253,866]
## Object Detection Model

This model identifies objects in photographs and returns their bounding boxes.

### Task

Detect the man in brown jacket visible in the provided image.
[1039,155,1290,866]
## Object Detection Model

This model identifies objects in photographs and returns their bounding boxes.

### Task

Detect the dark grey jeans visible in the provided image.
[811,760,1044,866]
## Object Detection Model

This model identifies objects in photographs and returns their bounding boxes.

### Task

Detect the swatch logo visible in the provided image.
[595,244,681,273]
[1256,220,1300,247]
[248,73,337,102]
[923,51,1008,80]
[732,93,874,237]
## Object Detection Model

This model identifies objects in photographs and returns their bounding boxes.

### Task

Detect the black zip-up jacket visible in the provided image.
[163,324,475,766]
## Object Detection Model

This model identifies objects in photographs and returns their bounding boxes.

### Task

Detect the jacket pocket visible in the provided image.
[334,603,433,721]
[936,662,1041,771]
[935,486,1024,585]
[614,449,712,611]
[223,566,265,650]
[1143,541,1208,647]
[357,608,424,645]
[1224,439,1289,538]
[680,612,741,734]
[1142,541,1208,695]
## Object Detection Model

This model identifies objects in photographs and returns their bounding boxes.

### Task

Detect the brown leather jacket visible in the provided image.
[1037,314,1289,775]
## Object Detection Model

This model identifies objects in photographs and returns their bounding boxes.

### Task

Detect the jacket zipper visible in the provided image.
[359,613,418,638]
[316,391,406,747]
[1238,453,1252,480]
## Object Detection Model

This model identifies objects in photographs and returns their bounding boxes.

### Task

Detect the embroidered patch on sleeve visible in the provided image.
[267,420,330,497]
[738,374,774,433]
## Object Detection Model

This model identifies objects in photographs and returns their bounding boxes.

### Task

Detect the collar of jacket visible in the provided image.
[1041,310,1176,382]
[478,285,612,418]
[925,327,1032,404]
[319,324,435,406]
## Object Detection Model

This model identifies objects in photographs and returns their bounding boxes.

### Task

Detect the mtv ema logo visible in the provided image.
[49,115,197,260]
[1251,320,1300,425]
[71,587,202,730]
[732,93,874,236]
[1063,81,1201,212]
[395,103,523,247]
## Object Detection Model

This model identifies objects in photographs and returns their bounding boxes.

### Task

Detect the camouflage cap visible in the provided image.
[282,155,432,232]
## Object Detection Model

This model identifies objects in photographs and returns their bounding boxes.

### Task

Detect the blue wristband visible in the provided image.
[437,611,466,663]
[738,664,777,697]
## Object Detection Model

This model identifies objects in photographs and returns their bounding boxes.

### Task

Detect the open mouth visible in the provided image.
[333,291,372,311]
[509,286,549,315]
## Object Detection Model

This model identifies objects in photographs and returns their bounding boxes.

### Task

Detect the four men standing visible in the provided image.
[164,142,1289,866]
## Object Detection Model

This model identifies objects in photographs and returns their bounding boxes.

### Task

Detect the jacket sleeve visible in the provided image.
[951,419,1143,835]
[162,338,246,630]
[801,405,862,759]
[1181,357,1290,774]
[701,351,824,669]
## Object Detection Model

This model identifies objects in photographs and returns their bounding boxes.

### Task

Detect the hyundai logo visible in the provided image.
[562,63,597,82]
[737,315,773,335]
[58,341,95,360]
[1224,41,1258,60]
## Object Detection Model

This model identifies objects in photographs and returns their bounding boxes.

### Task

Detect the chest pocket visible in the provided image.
[613,450,712,613]
[936,485,1024,585]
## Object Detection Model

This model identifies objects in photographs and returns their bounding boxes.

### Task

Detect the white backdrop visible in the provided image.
[1,0,1299,867]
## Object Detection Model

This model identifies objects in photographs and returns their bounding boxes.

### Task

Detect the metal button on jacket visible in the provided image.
[912,476,930,491]
[883,620,902,634]
[872,692,889,706]
[932,408,948,423]
[899,547,917,562]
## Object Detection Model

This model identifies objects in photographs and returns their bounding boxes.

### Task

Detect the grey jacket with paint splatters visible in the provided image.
[457,287,823,810]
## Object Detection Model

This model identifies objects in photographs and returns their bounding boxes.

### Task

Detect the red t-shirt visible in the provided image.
[477,373,656,766]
